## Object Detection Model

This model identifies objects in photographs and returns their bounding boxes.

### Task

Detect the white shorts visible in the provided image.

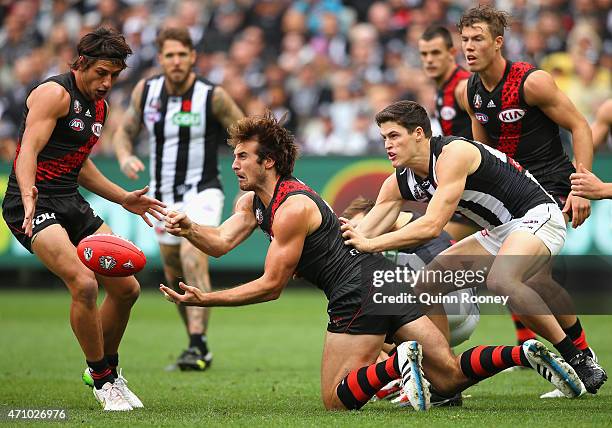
[154,188,224,245]
[473,203,566,256]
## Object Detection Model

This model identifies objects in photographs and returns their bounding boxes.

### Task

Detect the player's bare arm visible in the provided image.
[113,79,145,179]
[454,78,469,112]
[523,70,593,227]
[15,82,70,236]
[342,141,477,252]
[347,173,403,237]
[165,191,258,257]
[458,82,491,145]
[592,99,612,149]
[571,163,612,200]
[161,195,316,306]
[211,86,245,131]
[78,158,165,226]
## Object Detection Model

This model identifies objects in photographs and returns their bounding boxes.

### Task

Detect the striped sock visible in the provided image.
[106,354,119,378]
[563,318,590,352]
[460,345,530,381]
[87,357,114,389]
[511,314,537,344]
[336,354,400,410]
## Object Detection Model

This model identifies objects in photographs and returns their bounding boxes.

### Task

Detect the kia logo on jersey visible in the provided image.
[498,108,525,123]
[440,106,456,120]
[69,118,84,131]
[91,122,103,137]
[475,112,489,123]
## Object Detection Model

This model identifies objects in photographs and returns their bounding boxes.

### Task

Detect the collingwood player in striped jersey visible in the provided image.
[340,101,607,395]
[112,27,244,371]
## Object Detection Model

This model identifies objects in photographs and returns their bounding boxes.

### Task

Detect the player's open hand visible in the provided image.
[120,155,145,180]
[160,282,204,306]
[571,163,606,201]
[164,210,193,237]
[339,216,373,252]
[21,185,38,237]
[121,185,167,227]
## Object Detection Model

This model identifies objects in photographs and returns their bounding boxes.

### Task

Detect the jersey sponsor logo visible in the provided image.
[85,109,92,117]
[473,93,482,109]
[440,106,456,120]
[33,212,56,226]
[69,118,85,131]
[498,108,525,123]
[172,112,201,127]
[99,255,117,271]
[83,247,93,262]
[91,122,103,137]
[73,100,82,114]
[475,112,489,124]
[487,100,496,108]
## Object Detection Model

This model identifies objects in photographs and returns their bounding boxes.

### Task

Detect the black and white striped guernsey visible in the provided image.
[396,135,555,229]
[141,74,224,204]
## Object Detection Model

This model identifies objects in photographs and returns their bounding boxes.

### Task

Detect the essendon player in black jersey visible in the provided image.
[457,6,601,398]
[340,101,606,395]
[160,112,585,411]
[2,28,165,411]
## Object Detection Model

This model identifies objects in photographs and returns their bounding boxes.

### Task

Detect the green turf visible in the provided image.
[0,288,610,427]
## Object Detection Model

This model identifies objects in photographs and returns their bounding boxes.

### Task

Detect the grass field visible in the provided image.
[0,288,610,427]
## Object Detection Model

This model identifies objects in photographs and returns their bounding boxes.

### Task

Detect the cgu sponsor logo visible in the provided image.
[172,112,201,127]
[498,108,525,123]
[91,122,103,137]
[69,118,84,131]
[475,112,488,123]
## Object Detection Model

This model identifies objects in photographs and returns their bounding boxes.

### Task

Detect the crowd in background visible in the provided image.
[0,0,610,160]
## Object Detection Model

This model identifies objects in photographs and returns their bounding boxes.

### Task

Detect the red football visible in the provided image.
[77,234,146,277]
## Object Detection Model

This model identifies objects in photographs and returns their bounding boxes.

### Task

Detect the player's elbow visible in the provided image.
[421,219,443,240]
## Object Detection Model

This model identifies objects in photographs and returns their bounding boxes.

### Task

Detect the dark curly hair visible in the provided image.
[71,27,132,70]
[228,112,299,177]
[457,5,510,39]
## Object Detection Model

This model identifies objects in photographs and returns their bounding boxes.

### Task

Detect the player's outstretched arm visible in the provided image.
[348,173,403,237]
[570,163,612,200]
[78,159,166,226]
[160,195,312,306]
[343,141,473,252]
[15,82,70,236]
[211,86,245,131]
[165,191,258,257]
[592,99,612,150]
[113,79,145,179]
[524,70,592,228]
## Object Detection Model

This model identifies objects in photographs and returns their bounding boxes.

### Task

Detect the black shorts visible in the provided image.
[538,172,572,213]
[2,192,104,253]
[326,258,424,340]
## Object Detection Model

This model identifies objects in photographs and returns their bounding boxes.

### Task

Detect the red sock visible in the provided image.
[511,314,537,344]
[563,318,589,352]
[460,345,530,380]
[336,353,400,410]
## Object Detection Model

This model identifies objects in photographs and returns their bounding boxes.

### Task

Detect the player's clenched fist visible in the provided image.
[164,210,193,237]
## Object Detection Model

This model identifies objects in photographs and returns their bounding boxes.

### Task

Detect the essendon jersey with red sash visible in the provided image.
[252,176,372,298]
[466,61,574,192]
[6,72,107,196]
[436,66,472,139]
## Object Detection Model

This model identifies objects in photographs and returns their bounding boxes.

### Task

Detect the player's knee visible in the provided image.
[68,274,99,306]
[112,278,140,304]
[486,272,510,294]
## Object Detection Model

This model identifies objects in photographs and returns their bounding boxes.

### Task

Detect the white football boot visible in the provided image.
[114,369,144,408]
[396,341,431,411]
[92,382,133,411]
[522,339,586,398]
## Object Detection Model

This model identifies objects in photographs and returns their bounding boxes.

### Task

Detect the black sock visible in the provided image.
[189,334,209,355]
[554,335,581,363]
[106,354,119,378]
[563,318,590,354]
[87,357,114,389]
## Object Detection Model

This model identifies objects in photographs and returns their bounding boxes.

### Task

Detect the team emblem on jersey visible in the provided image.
[256,208,263,225]
[69,118,84,131]
[440,106,456,120]
[475,112,489,124]
[498,108,525,123]
[91,122,103,137]
[73,100,82,114]
[99,255,117,271]
[83,247,93,262]
[412,184,426,200]
[473,93,482,109]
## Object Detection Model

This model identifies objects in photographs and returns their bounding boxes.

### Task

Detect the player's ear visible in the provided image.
[263,156,275,170]
[494,35,504,51]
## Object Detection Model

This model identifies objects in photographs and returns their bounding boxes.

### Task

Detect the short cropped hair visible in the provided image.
[71,27,132,70]
[457,5,510,39]
[342,197,375,219]
[228,112,299,177]
[375,101,432,138]
[156,26,194,51]
[420,26,454,49]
